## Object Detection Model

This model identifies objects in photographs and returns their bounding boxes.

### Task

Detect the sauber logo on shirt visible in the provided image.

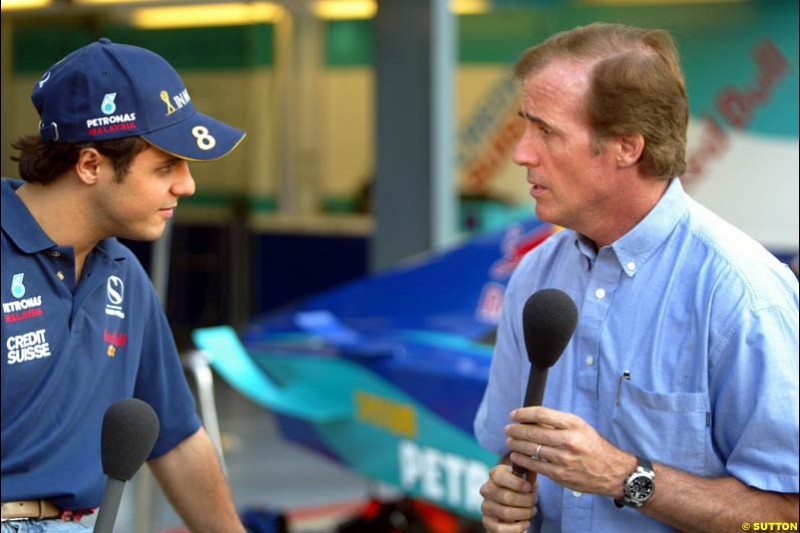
[105,276,125,319]
[7,328,51,365]
[107,276,124,304]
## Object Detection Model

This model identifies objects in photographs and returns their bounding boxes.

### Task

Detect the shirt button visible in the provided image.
[56,271,65,280]
[573,491,583,498]
[626,261,636,272]
[585,355,594,366]
[48,250,61,258]
[595,288,606,299]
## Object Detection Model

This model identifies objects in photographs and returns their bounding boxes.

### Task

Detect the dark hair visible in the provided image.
[514,22,688,179]
[10,135,149,184]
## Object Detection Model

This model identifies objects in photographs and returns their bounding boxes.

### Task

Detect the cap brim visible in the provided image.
[141,111,245,161]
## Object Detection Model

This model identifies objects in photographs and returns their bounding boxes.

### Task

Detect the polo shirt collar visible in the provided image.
[2,178,55,254]
[1,178,127,260]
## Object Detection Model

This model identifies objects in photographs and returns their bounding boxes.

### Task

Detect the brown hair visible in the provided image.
[10,135,149,185]
[514,22,688,178]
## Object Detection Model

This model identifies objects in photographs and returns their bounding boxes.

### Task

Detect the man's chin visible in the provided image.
[534,205,557,225]
[121,226,167,243]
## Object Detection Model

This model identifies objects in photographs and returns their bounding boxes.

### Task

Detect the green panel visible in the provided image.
[322,195,359,213]
[458,9,542,65]
[457,3,796,63]
[176,189,371,215]
[181,192,277,213]
[12,27,96,73]
[325,19,374,67]
[181,191,240,207]
[492,0,562,5]
[247,195,278,213]
[103,25,274,70]
[12,24,273,74]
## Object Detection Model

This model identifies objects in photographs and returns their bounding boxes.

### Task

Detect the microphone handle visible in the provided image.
[524,367,548,408]
[94,477,125,533]
[512,460,530,478]
[512,367,550,478]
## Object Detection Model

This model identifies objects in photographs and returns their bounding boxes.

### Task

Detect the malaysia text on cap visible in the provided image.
[32,37,245,161]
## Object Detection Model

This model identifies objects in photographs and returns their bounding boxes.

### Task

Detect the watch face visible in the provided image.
[628,474,655,502]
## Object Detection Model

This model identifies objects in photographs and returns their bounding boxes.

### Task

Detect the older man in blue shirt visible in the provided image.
[474,22,799,533]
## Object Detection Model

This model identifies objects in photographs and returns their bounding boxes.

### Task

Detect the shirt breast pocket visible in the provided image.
[610,379,709,473]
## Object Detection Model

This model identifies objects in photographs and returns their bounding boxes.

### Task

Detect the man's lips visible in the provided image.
[528,181,548,198]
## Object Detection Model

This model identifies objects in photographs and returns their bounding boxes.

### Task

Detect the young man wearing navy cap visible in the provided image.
[1,39,247,532]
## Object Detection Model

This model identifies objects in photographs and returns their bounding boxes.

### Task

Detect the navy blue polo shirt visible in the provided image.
[1,178,201,509]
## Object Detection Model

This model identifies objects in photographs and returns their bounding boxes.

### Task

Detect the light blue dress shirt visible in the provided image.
[474,179,799,532]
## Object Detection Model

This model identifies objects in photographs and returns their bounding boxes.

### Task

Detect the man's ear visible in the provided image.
[616,134,645,169]
[75,148,104,185]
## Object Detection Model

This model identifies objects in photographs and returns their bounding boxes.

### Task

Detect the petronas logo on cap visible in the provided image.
[101,93,117,115]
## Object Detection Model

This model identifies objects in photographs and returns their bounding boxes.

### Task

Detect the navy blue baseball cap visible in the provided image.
[32,38,245,161]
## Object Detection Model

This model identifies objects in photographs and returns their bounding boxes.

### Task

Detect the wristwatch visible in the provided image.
[614,457,655,508]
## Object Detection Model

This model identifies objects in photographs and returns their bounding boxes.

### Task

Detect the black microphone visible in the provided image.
[512,288,578,478]
[94,398,159,533]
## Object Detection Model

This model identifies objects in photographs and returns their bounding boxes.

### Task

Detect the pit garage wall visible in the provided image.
[4,1,797,332]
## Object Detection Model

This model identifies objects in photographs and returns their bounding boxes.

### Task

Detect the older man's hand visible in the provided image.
[480,462,538,533]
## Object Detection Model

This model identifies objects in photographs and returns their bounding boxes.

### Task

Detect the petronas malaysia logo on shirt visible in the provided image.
[3,274,44,324]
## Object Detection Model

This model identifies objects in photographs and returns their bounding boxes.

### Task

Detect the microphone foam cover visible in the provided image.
[101,398,160,481]
[522,288,578,369]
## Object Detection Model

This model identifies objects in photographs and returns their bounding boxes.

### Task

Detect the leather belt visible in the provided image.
[1,499,62,520]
